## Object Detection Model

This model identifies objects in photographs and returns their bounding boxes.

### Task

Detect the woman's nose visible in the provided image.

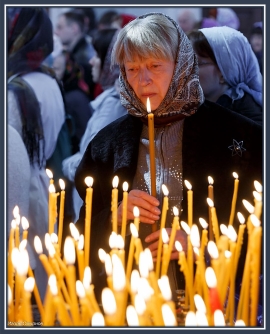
[139,68,152,85]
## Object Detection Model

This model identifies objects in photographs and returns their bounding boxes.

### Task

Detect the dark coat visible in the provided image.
[74,100,263,300]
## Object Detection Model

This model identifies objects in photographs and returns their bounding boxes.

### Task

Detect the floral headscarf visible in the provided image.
[118,12,204,120]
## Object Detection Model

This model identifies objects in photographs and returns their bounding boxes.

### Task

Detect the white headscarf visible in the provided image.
[200,26,262,106]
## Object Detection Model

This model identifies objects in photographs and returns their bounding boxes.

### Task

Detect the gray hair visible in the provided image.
[111,13,179,67]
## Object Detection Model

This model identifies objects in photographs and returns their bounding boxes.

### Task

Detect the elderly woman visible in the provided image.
[188,26,262,125]
[75,13,262,301]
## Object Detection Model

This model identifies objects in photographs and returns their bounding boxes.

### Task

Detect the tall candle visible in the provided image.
[48,184,56,234]
[46,168,54,184]
[205,267,222,314]
[111,176,119,234]
[126,217,138,282]
[21,217,29,241]
[185,180,193,228]
[155,184,169,278]
[58,179,65,250]
[84,176,93,267]
[121,181,129,240]
[234,212,246,269]
[208,176,214,241]
[207,198,220,242]
[228,172,239,226]
[8,220,16,291]
[161,228,170,276]
[76,234,85,281]
[23,277,34,323]
[83,267,101,314]
[253,190,262,219]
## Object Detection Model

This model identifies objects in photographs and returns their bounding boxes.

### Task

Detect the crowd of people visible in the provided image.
[7,6,263,321]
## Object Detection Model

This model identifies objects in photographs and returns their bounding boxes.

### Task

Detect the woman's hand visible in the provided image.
[117,189,160,225]
[144,228,187,261]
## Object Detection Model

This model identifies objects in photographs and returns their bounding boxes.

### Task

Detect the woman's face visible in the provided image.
[124,56,175,110]
[89,55,101,83]
[196,55,224,102]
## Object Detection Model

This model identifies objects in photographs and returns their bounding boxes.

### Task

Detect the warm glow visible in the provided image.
[161,228,169,244]
[190,224,200,248]
[130,223,139,238]
[207,241,219,259]
[21,216,29,230]
[51,233,58,244]
[235,319,246,326]
[8,285,12,306]
[133,206,140,218]
[137,277,154,301]
[78,234,84,251]
[181,221,190,235]
[139,251,149,278]
[112,254,126,291]
[196,311,209,326]
[49,183,56,193]
[91,312,105,326]
[98,248,107,263]
[207,197,214,208]
[48,243,56,258]
[85,176,93,188]
[220,224,228,236]
[19,239,27,251]
[13,205,20,219]
[175,240,183,252]
[46,168,53,179]
[24,277,35,293]
[194,294,206,313]
[254,180,262,193]
[59,178,65,190]
[16,249,29,276]
[76,280,86,299]
[83,266,91,288]
[250,214,261,227]
[112,175,119,188]
[146,97,151,113]
[162,304,177,326]
[208,176,214,185]
[34,236,43,254]
[48,274,58,296]
[134,294,146,315]
[193,247,200,257]
[185,311,197,326]
[242,199,255,214]
[102,288,117,315]
[64,236,76,265]
[225,250,232,259]
[184,180,192,190]
[130,269,140,293]
[199,217,208,229]
[173,206,179,216]
[213,309,226,326]
[126,305,139,326]
[158,275,172,301]
[162,184,169,196]
[205,267,217,288]
[144,248,154,271]
[227,225,237,242]
[105,254,112,276]
[11,248,19,267]
[253,191,262,202]
[116,234,124,250]
[11,219,16,229]
[123,181,129,192]
[109,232,117,249]
[232,172,239,179]
[69,223,80,241]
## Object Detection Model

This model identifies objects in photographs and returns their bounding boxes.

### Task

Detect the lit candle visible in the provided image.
[34,236,54,277]
[76,234,85,281]
[121,181,129,240]
[46,168,54,184]
[144,248,160,296]
[51,280,72,326]
[253,190,262,219]
[234,212,246,269]
[161,228,170,276]
[58,179,65,250]
[27,265,44,320]
[76,280,91,326]
[21,217,29,241]
[207,241,220,285]
[43,275,57,325]
[111,176,119,234]
[14,209,20,248]
[207,198,220,242]
[102,288,117,326]
[126,304,140,326]
[184,180,193,228]
[155,184,169,278]
[146,98,157,213]
[208,176,214,241]
[48,184,58,234]
[8,219,16,292]
[199,218,208,256]
[158,275,177,323]
[131,224,143,266]
[205,267,222,314]
[23,277,34,324]
[220,250,232,306]
[84,176,93,267]
[83,267,101,314]
[91,312,105,326]
[126,209,139,282]
[228,172,239,226]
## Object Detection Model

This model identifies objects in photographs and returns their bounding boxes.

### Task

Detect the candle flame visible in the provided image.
[207,241,219,259]
[208,176,214,185]
[134,294,146,315]
[220,224,228,236]
[49,183,56,193]
[185,311,197,326]
[98,248,107,263]
[76,280,86,298]
[85,176,93,187]
[64,236,76,265]
[235,319,246,326]
[130,269,140,293]
[254,180,262,193]
[162,228,169,244]
[162,304,177,326]
[138,251,149,278]
[13,205,20,219]
[11,248,19,267]
[130,223,138,238]
[242,199,254,214]
[11,219,16,229]
[184,180,192,190]
[45,233,53,251]
[146,97,151,113]
[112,254,126,291]
[253,190,262,201]
[19,239,27,251]
[83,266,91,288]
[126,305,139,326]
[194,294,206,313]
[123,181,129,192]
[158,275,172,301]
[48,274,58,295]
[48,244,56,258]
[250,214,261,227]
[175,240,183,252]
[109,231,117,249]
[102,288,117,315]
[144,248,154,271]
[213,309,226,326]
[232,172,239,179]
[137,277,154,301]
[237,212,245,225]
[193,247,200,257]
[51,233,58,244]
[24,277,35,293]
[116,234,124,249]
[78,234,84,250]
[207,197,214,207]
[190,224,200,248]
[173,206,179,216]
[69,223,80,241]
[205,266,217,288]
[91,312,105,326]
[16,249,29,276]
[104,254,112,276]
[59,178,65,190]
[162,184,169,196]
[112,175,119,188]
[196,311,209,326]
[227,225,237,242]
[46,168,53,179]
[224,250,231,259]
[199,217,208,229]
[34,236,43,254]
[133,206,140,218]
[181,221,190,235]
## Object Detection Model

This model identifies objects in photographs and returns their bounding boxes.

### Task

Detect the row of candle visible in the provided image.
[7,170,262,327]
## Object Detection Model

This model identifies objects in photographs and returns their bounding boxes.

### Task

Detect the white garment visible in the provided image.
[8,71,65,299]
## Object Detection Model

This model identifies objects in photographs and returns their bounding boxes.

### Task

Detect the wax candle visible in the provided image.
[228,172,239,226]
[207,198,220,242]
[83,267,101,314]
[102,288,117,326]
[121,181,129,240]
[199,218,208,255]
[132,225,143,266]
[184,180,193,228]
[155,184,169,278]
[161,228,170,276]
[208,176,214,241]
[220,250,232,306]
[15,215,20,248]
[23,277,34,324]
[58,179,65,250]
[144,248,160,295]
[126,220,137,282]
[48,184,56,234]
[76,280,91,326]
[8,220,16,293]
[111,176,119,234]
[52,283,72,326]
[34,236,54,276]
[234,212,246,269]
[253,190,262,219]
[205,267,222,314]
[84,176,93,267]
[21,217,29,241]
[46,168,54,184]
[27,266,44,320]
[76,234,85,281]
[43,275,57,325]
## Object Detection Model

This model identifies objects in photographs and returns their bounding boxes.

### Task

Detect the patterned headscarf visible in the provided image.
[200,26,262,106]
[118,12,204,121]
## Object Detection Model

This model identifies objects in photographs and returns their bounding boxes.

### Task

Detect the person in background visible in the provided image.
[188,26,262,125]
[74,13,262,301]
[177,8,199,34]
[207,7,240,30]
[7,7,65,300]
[55,9,96,100]
[249,22,263,74]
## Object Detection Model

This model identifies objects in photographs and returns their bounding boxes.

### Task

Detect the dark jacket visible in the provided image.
[75,100,263,300]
